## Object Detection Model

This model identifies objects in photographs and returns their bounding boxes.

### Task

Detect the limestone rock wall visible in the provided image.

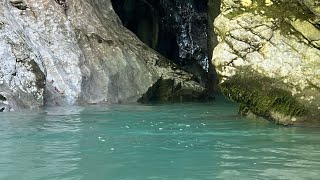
[0,0,204,111]
[0,0,45,111]
[211,0,320,125]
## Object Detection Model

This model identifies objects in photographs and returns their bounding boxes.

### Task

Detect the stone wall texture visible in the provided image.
[0,0,205,111]
[211,0,320,125]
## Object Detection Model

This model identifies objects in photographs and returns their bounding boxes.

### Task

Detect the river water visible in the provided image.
[0,97,319,180]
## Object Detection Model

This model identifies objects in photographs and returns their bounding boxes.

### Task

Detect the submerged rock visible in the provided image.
[0,0,205,111]
[211,0,320,125]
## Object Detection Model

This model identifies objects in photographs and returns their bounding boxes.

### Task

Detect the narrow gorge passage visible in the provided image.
[111,0,220,95]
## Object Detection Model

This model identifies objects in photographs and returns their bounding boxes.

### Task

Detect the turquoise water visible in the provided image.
[0,98,319,180]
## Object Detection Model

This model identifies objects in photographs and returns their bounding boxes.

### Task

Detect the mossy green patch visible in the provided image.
[225,0,316,35]
[220,71,308,122]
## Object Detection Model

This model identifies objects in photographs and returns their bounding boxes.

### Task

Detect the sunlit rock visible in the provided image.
[211,0,320,125]
[0,0,206,111]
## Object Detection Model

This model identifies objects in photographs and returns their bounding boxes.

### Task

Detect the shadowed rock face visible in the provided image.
[0,0,205,111]
[111,0,210,87]
[211,0,320,125]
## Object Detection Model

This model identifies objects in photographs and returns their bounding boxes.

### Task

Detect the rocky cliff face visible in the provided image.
[0,0,205,111]
[211,0,320,125]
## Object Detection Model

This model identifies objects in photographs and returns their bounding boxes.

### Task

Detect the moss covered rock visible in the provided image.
[211,0,320,125]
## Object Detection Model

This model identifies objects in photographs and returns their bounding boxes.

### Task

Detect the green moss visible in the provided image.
[220,72,308,122]
[225,0,316,35]
[225,9,246,19]
[306,79,320,92]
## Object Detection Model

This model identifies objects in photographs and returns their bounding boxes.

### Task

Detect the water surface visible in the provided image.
[0,98,319,180]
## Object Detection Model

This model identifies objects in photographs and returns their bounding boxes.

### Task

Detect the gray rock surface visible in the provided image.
[211,0,320,125]
[0,0,205,111]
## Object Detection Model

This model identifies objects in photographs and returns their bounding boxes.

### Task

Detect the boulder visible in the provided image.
[211,0,320,125]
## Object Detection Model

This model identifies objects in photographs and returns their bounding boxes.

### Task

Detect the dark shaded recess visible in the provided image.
[0,94,6,101]
[54,0,67,11]
[10,0,27,10]
[111,0,211,88]
[54,0,66,5]
[208,0,221,93]
[28,60,45,90]
[112,0,160,49]
[0,94,6,111]
[138,78,209,103]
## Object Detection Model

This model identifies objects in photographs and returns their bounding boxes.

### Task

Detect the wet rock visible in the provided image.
[112,0,210,87]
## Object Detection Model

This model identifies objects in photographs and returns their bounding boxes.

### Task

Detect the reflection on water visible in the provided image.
[0,100,320,180]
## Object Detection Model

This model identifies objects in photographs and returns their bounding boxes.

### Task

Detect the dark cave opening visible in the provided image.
[111,0,220,93]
